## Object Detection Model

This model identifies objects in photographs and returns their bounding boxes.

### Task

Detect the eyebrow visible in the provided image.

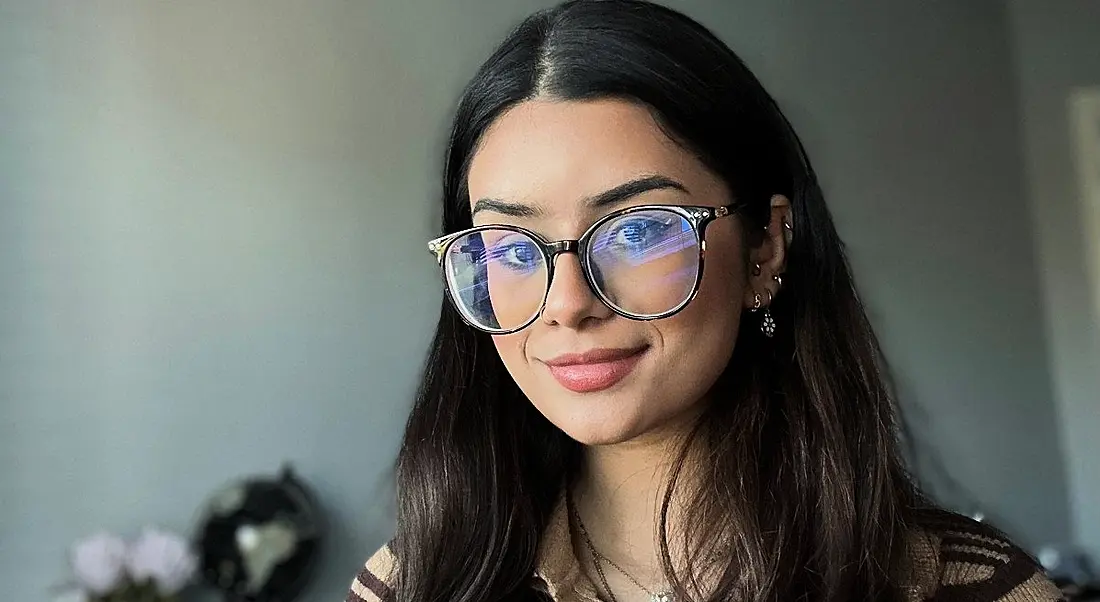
[470,174,690,218]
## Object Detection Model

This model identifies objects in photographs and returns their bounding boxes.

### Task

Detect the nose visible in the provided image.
[540,252,611,328]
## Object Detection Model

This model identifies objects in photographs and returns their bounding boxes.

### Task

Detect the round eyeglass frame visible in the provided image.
[427,202,744,334]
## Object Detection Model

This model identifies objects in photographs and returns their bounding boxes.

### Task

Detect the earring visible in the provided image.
[773,274,782,288]
[751,291,776,337]
[752,263,762,276]
[761,307,776,338]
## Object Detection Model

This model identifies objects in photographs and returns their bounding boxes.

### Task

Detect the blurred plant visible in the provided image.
[56,528,198,602]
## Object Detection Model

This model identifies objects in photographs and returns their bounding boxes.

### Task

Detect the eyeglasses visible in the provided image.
[428,203,743,334]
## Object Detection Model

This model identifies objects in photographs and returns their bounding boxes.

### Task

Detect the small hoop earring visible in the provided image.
[783,221,792,231]
[763,289,773,304]
[752,263,761,276]
[773,274,783,288]
[761,308,776,338]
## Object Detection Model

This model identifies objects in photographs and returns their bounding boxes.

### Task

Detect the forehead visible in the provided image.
[466,98,722,215]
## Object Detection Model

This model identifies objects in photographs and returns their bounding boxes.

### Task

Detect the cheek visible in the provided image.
[701,238,748,311]
[490,332,530,383]
[600,245,701,315]
[677,257,743,337]
[656,230,747,379]
[485,265,545,329]
[686,219,747,318]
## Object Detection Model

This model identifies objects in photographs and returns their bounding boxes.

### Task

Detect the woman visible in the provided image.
[347,2,1062,602]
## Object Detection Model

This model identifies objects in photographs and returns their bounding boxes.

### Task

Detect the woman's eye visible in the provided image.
[609,217,675,252]
[490,239,542,271]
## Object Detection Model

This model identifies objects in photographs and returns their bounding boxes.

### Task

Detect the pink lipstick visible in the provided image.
[543,346,647,393]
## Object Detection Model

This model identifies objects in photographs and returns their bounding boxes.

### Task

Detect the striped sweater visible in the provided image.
[347,495,1064,602]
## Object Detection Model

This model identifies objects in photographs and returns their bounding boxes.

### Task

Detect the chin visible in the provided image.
[560,423,645,447]
[531,392,662,446]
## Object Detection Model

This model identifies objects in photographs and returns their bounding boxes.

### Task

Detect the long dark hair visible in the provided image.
[392,2,925,602]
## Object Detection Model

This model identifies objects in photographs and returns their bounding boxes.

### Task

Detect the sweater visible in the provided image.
[346,493,1064,602]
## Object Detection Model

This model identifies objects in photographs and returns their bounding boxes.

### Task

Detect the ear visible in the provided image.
[742,195,792,310]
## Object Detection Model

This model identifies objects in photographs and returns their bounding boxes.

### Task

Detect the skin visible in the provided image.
[466,98,790,598]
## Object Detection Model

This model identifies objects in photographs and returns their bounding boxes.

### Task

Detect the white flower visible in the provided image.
[70,532,127,595]
[125,527,198,595]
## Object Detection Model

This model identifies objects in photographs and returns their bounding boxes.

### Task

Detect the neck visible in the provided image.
[572,424,694,586]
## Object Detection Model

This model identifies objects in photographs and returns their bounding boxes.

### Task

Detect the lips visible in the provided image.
[542,346,648,393]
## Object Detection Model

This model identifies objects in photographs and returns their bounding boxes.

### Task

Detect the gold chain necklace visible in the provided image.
[568,492,675,602]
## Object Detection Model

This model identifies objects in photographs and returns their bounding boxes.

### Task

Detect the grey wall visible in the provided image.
[0,1,1072,600]
[1009,0,1100,558]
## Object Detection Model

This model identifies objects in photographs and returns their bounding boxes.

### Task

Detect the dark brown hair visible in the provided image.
[392,2,926,601]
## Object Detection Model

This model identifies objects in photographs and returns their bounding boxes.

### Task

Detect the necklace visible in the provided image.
[568,492,676,602]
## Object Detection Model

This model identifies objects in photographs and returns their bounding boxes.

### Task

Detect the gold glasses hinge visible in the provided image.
[427,239,446,263]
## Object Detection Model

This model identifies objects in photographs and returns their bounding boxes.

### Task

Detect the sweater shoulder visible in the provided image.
[913,510,1064,602]
[346,544,396,602]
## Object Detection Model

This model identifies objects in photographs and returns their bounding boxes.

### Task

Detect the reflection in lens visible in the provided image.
[588,209,699,316]
[444,229,547,331]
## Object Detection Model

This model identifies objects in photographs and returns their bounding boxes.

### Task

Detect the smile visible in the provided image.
[541,346,649,393]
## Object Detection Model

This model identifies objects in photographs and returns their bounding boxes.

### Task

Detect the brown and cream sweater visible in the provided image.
[347,493,1064,602]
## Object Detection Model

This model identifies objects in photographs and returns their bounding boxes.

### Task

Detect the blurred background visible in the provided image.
[1,1,1098,600]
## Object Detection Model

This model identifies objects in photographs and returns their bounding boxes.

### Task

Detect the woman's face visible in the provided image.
[466,98,761,446]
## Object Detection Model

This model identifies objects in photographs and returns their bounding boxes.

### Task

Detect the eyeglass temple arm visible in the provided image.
[715,202,747,218]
